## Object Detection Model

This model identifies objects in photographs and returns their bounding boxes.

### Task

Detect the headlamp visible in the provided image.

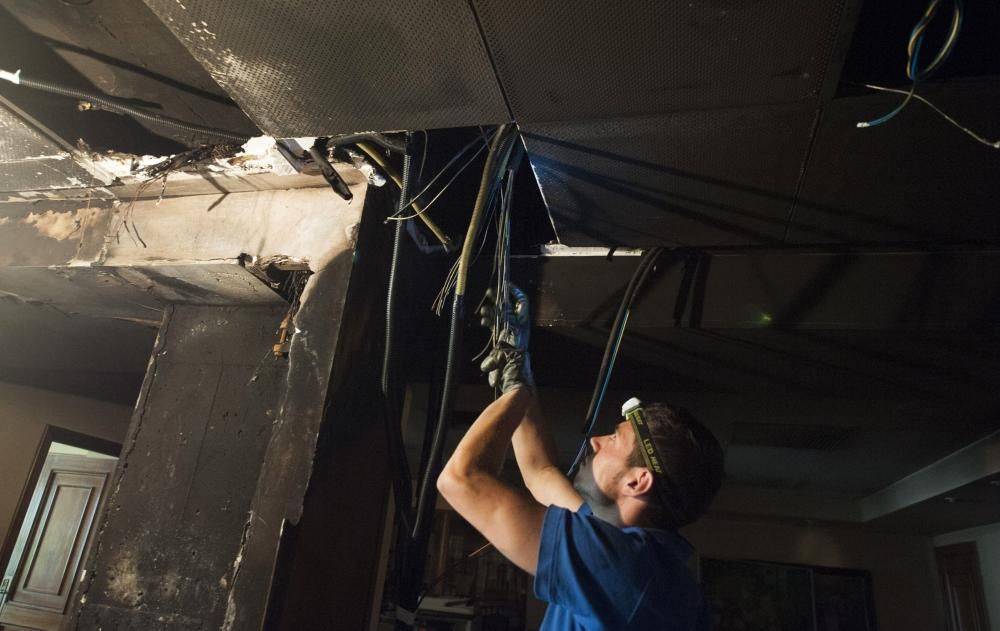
[622,397,664,476]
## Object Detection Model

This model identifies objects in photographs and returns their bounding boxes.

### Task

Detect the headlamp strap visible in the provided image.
[622,398,664,476]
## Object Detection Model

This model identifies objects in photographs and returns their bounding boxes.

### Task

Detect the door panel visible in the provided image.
[0,453,115,631]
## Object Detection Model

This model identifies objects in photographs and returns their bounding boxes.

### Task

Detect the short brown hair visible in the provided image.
[627,403,724,529]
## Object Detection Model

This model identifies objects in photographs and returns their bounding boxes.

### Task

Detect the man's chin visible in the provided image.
[572,468,610,507]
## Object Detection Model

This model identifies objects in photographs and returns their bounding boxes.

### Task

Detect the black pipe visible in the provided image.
[410,294,463,541]
[14,74,250,143]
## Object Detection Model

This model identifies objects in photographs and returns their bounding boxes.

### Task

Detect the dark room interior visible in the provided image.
[0,1,998,630]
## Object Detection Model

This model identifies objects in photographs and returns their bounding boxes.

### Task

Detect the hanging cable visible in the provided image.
[862,83,999,149]
[382,133,415,535]
[389,129,497,221]
[431,137,519,316]
[567,247,665,476]
[356,141,453,250]
[0,68,250,143]
[410,124,515,543]
[857,0,964,129]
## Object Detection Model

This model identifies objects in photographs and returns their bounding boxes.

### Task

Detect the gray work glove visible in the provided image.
[477,285,535,393]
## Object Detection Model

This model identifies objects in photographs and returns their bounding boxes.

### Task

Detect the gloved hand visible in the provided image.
[478,285,534,393]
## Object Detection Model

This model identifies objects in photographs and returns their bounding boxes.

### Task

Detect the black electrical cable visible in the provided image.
[6,71,250,143]
[569,247,664,476]
[581,248,661,430]
[383,134,415,534]
[383,143,411,397]
[394,137,524,611]
[410,125,514,543]
[409,294,463,545]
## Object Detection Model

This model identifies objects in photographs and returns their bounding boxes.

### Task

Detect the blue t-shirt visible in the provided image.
[535,504,707,630]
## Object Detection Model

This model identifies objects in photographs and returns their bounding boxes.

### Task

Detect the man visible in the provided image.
[437,287,725,630]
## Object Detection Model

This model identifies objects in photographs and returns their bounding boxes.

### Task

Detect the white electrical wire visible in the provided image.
[863,83,1000,149]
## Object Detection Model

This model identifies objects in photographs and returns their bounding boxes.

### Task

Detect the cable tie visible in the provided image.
[0,69,21,85]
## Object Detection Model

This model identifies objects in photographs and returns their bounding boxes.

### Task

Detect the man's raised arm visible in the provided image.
[510,391,582,510]
[477,286,582,510]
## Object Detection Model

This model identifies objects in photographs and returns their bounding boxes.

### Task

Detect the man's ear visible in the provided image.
[623,467,655,497]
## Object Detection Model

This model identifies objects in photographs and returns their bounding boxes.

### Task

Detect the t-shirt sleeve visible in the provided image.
[535,504,651,627]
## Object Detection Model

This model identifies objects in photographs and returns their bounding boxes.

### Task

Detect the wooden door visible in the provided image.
[937,542,992,631]
[0,453,116,631]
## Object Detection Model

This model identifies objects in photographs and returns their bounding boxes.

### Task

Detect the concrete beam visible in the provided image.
[0,184,366,317]
[861,429,1000,522]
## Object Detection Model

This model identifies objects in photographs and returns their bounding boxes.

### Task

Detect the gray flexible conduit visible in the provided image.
[383,136,414,532]
[16,74,251,143]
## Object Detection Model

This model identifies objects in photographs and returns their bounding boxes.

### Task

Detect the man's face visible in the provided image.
[572,421,638,508]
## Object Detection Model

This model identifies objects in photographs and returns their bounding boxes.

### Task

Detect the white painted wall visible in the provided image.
[935,522,1000,631]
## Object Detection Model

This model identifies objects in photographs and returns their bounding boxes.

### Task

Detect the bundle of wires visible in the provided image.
[387,128,498,224]
[857,0,963,129]
[410,124,518,544]
[567,247,665,477]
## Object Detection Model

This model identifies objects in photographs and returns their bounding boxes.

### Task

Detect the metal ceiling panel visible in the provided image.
[0,100,103,192]
[786,82,1000,244]
[143,0,509,136]
[522,104,817,246]
[0,0,258,151]
[473,0,850,124]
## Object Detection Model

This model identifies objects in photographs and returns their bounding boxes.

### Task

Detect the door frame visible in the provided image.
[936,541,992,631]
[0,426,121,595]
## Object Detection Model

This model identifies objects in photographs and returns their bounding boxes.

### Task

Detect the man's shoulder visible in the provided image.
[570,503,695,561]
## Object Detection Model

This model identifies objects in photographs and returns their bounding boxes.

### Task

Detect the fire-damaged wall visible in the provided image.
[72,304,287,629]
[57,181,394,630]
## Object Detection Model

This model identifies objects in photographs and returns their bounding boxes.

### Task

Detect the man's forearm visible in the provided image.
[441,388,532,479]
[510,391,560,485]
[436,388,547,575]
[510,391,583,510]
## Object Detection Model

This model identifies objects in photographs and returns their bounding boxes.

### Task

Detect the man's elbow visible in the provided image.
[436,464,467,503]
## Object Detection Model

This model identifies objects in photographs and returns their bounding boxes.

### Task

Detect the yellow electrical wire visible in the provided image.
[355,141,452,250]
[455,124,514,297]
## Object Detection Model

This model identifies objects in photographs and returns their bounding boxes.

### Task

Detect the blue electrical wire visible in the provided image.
[858,0,964,129]
[567,312,630,475]
[567,247,664,477]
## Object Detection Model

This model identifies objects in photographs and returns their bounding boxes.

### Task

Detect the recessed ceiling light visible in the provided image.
[943,496,957,503]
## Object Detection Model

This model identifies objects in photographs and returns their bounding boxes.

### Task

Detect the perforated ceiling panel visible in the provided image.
[0,101,102,193]
[473,0,849,124]
[523,104,818,247]
[142,0,509,136]
[786,81,1000,244]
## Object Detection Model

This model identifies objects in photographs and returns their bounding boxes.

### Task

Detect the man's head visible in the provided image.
[572,403,724,530]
